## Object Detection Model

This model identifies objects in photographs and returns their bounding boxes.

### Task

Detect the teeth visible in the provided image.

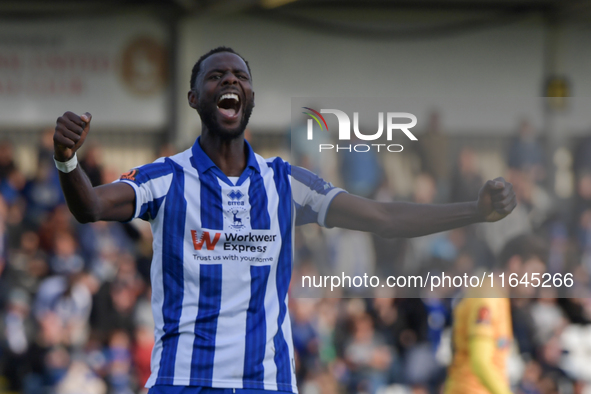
[218,93,239,103]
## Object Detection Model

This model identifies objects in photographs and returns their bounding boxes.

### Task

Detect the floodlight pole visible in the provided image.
[542,11,573,207]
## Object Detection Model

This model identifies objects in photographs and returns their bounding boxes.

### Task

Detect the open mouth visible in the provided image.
[217,93,241,118]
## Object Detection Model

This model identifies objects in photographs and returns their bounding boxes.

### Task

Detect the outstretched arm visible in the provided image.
[54,112,135,223]
[325,178,515,238]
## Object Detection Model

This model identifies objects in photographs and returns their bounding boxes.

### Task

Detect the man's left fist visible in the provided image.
[476,177,517,222]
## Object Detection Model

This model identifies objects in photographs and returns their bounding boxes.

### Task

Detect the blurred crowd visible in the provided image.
[1,116,591,394]
[0,130,154,394]
[290,113,591,394]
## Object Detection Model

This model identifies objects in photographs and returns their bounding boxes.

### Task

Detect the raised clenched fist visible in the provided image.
[53,111,92,162]
[476,177,517,222]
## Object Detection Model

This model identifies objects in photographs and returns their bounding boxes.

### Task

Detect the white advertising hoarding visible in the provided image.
[0,15,169,130]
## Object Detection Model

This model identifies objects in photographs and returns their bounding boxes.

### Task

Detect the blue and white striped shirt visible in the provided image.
[117,137,345,392]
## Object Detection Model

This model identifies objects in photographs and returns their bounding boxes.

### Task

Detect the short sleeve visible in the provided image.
[114,158,174,222]
[290,166,347,227]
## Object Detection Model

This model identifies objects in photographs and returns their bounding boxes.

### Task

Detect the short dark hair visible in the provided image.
[498,234,547,269]
[190,46,252,90]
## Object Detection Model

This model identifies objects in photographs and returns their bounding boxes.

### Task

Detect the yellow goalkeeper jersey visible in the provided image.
[444,297,513,394]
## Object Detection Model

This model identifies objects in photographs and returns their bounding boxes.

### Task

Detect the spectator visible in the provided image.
[4,231,48,296]
[449,147,482,203]
[0,288,35,391]
[90,252,145,341]
[339,135,384,199]
[79,144,104,187]
[344,313,392,394]
[132,325,154,391]
[417,111,450,198]
[33,267,92,348]
[291,299,320,383]
[507,119,546,182]
[38,128,57,169]
[0,140,15,183]
[22,160,64,227]
[107,330,134,394]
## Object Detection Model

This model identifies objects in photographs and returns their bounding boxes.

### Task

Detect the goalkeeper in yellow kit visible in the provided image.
[444,235,546,394]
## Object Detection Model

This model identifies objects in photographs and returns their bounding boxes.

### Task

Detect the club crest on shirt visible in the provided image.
[230,209,246,229]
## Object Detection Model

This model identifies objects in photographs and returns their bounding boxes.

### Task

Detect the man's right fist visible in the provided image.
[54,111,92,162]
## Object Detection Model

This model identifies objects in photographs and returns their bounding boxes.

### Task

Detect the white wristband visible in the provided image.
[54,153,78,173]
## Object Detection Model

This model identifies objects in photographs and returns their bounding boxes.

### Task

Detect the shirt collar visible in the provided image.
[191,136,260,175]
